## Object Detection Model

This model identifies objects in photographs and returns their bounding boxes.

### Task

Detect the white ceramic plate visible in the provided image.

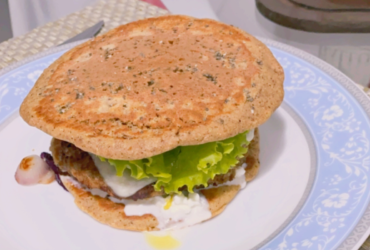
[1,39,370,250]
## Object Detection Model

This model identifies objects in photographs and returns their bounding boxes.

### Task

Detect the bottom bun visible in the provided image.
[62,129,260,231]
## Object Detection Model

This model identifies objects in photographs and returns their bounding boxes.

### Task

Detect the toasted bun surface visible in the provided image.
[60,131,260,231]
[20,15,283,160]
[63,180,240,231]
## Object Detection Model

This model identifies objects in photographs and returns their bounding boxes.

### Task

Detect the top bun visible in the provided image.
[20,15,284,160]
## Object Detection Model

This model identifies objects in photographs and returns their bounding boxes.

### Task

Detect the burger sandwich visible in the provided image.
[19,15,284,231]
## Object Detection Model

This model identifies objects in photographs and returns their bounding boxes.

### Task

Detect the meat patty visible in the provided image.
[50,129,259,200]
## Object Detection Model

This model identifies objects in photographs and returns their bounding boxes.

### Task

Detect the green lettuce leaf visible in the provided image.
[97,130,250,194]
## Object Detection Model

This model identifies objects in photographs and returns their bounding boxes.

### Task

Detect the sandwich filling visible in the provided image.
[48,129,257,230]
[51,129,255,199]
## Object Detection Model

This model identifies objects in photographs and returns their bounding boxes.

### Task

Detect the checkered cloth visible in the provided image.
[0,0,168,69]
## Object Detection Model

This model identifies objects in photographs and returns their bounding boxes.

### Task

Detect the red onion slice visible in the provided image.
[40,152,68,191]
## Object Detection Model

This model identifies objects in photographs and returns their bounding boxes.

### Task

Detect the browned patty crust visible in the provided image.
[51,129,260,200]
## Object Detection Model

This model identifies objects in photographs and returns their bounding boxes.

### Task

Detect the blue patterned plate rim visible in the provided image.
[0,38,370,250]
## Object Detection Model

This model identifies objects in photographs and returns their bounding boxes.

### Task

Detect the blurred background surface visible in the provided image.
[0,0,370,86]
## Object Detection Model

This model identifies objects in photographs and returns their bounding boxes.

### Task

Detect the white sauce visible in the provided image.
[221,163,247,189]
[247,128,255,142]
[90,154,156,197]
[199,163,247,192]
[120,193,211,230]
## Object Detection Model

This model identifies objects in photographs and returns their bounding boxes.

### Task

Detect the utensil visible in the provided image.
[58,20,104,46]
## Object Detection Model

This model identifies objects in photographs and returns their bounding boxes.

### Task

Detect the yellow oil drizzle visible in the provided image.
[145,233,181,250]
[163,195,173,210]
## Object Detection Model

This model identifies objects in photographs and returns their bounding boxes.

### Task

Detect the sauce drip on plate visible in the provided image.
[145,233,181,250]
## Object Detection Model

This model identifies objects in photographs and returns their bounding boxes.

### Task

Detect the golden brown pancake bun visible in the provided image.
[20,15,283,160]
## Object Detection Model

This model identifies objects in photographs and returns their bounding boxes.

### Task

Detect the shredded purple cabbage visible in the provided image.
[40,152,68,192]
